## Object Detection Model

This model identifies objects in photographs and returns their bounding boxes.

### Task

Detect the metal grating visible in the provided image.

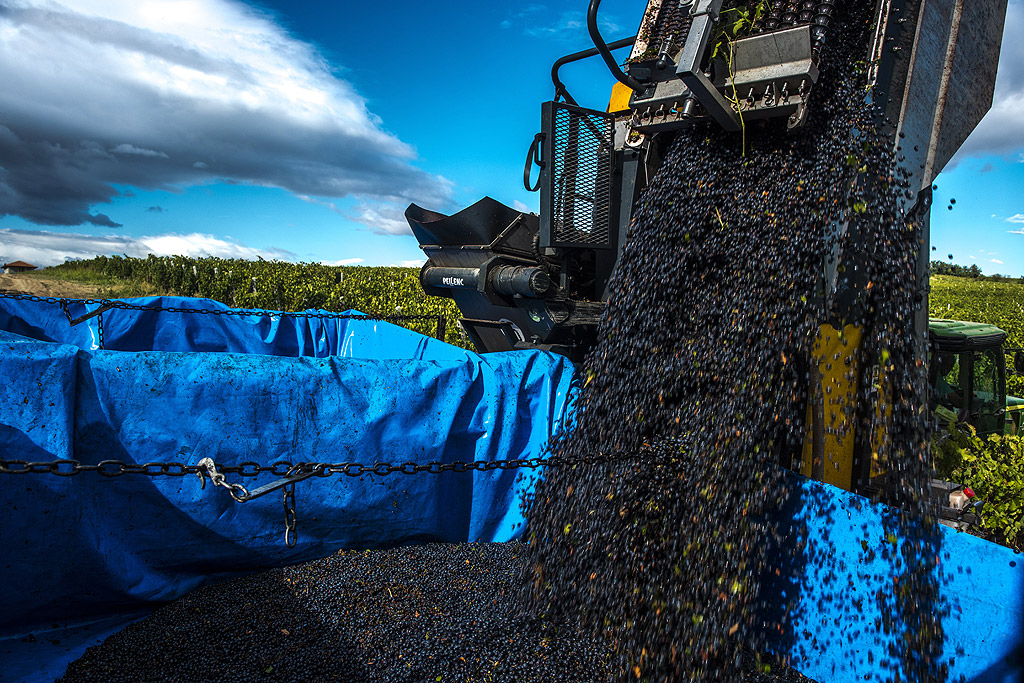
[542,102,615,249]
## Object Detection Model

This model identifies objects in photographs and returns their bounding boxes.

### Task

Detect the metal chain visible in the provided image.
[0,453,618,479]
[283,480,298,548]
[1,453,624,547]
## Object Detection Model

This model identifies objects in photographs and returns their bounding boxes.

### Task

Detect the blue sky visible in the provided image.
[931,156,1024,276]
[1,0,1022,275]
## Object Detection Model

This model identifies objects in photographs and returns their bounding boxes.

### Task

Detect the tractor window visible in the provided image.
[931,351,962,411]
[973,350,998,397]
[972,348,1005,435]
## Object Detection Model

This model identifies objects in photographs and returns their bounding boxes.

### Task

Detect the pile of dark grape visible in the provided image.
[61,542,818,683]
[60,543,611,683]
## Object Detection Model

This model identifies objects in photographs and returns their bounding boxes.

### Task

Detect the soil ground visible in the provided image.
[0,273,104,298]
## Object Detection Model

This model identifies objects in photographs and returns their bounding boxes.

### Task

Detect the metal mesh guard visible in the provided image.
[549,103,614,247]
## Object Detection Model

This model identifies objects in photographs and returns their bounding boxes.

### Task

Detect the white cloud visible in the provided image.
[347,201,413,236]
[1007,229,1024,235]
[0,227,294,267]
[525,12,583,36]
[111,143,169,158]
[952,1,1024,161]
[991,258,1005,264]
[319,257,364,266]
[502,5,621,39]
[512,199,534,213]
[1007,213,1024,224]
[0,0,451,227]
[390,259,425,268]
[296,194,342,215]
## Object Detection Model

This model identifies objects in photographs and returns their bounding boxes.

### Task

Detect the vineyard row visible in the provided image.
[48,255,470,347]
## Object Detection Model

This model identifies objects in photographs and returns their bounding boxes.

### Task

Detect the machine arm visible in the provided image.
[587,0,643,92]
[551,35,637,106]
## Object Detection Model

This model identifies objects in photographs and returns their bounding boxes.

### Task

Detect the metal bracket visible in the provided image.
[689,0,720,21]
[676,0,741,132]
[240,467,321,502]
[63,300,116,326]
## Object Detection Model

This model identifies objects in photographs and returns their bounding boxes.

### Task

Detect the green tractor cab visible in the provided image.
[929,318,1024,436]
[1004,393,1024,436]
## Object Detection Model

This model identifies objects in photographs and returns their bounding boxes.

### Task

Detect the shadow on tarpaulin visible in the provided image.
[763,471,1024,683]
[0,296,576,682]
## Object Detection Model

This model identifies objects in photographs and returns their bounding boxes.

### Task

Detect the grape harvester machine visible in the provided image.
[406,0,1008,494]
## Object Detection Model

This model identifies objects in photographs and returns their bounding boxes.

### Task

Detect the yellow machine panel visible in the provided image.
[607,81,632,113]
[801,324,861,490]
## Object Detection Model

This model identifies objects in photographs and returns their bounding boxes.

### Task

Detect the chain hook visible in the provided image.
[60,299,72,325]
[283,468,299,548]
[196,457,250,502]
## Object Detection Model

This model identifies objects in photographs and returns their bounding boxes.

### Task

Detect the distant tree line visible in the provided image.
[931,261,1024,283]
[931,260,983,278]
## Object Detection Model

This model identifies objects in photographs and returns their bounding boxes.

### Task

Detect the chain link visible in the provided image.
[0,453,625,547]
[4,290,445,345]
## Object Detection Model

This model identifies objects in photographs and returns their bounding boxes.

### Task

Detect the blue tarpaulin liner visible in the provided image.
[0,295,471,360]
[2,295,1022,683]
[0,296,576,682]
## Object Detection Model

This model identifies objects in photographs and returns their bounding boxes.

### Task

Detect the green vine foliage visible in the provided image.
[46,255,472,349]
[711,2,768,60]
[934,422,1024,551]
[930,274,1024,397]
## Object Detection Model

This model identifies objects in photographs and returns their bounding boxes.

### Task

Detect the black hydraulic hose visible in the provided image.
[524,132,545,192]
[551,36,636,105]
[587,0,642,92]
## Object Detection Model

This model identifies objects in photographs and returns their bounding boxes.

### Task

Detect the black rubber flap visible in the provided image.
[406,197,523,247]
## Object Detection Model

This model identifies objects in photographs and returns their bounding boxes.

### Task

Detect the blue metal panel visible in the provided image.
[781,476,1024,682]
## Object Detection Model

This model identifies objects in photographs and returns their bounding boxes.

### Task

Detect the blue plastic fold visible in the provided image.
[0,295,471,360]
[0,296,575,682]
